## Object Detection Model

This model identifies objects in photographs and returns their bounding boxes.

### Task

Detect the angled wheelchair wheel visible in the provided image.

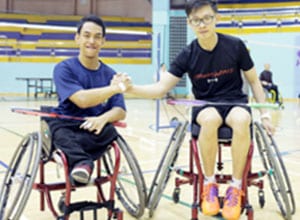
[0,132,42,220]
[254,122,294,220]
[147,121,188,218]
[102,136,147,218]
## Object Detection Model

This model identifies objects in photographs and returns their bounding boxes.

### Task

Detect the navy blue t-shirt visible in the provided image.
[169,33,254,103]
[52,57,126,117]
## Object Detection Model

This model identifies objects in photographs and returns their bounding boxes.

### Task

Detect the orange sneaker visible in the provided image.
[201,183,220,216]
[222,186,244,220]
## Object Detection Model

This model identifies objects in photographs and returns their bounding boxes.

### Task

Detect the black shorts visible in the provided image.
[46,118,119,160]
[192,104,251,126]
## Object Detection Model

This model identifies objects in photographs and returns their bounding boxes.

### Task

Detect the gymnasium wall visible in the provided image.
[0,62,154,94]
[170,2,300,99]
[243,33,300,99]
[1,0,300,99]
[0,0,152,22]
[186,29,300,99]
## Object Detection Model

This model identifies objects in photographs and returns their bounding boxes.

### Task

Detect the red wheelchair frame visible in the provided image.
[174,125,258,219]
[0,107,147,220]
[171,122,294,220]
[33,121,123,220]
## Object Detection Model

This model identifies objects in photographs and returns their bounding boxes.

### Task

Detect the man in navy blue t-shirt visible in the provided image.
[121,1,274,219]
[47,15,130,185]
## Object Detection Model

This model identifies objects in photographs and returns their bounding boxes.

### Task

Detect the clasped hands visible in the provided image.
[111,73,132,93]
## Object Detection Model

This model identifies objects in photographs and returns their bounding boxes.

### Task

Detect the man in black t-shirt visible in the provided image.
[116,1,274,219]
[259,63,281,105]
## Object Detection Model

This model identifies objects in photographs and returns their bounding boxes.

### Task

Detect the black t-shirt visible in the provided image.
[169,33,254,102]
[259,70,273,83]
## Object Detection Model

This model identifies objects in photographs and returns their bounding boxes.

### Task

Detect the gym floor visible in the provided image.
[0,97,299,220]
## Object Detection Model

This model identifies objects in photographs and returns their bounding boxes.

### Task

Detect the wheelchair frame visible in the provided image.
[146,120,295,220]
[0,121,147,219]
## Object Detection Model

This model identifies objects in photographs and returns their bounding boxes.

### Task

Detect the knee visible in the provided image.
[196,108,222,130]
[229,117,251,136]
[226,109,251,131]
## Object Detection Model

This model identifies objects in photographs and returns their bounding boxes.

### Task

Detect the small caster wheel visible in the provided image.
[173,187,180,203]
[258,189,265,208]
[170,117,179,126]
[58,194,66,213]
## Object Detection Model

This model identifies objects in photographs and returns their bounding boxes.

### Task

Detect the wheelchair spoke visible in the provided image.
[103,136,147,218]
[0,132,42,220]
[268,136,296,215]
[254,122,292,220]
[147,121,188,217]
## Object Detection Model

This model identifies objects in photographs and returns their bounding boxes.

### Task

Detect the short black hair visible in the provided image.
[185,0,218,16]
[77,14,106,36]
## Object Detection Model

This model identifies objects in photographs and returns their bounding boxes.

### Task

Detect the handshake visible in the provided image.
[111,72,132,93]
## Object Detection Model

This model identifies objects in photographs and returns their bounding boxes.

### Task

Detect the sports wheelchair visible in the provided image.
[264,88,284,108]
[0,107,147,220]
[147,119,295,220]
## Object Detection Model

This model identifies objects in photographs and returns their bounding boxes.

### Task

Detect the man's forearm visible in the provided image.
[127,84,167,99]
[70,85,122,108]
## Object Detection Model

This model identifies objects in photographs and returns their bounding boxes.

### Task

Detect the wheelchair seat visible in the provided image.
[191,123,233,142]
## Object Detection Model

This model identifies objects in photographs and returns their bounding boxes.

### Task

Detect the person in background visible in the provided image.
[259,63,282,106]
[114,0,274,219]
[46,15,130,185]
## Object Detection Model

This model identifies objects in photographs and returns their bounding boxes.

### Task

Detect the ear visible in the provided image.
[75,33,80,45]
[100,37,106,46]
[215,13,221,23]
[186,18,191,28]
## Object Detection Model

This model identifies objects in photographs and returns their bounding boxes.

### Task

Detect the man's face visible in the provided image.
[75,21,105,58]
[187,5,218,40]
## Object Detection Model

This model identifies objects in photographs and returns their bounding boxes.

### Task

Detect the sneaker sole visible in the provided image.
[71,168,90,184]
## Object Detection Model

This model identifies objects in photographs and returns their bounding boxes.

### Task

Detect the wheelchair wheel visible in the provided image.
[0,132,42,220]
[102,136,147,218]
[254,122,294,220]
[147,121,188,217]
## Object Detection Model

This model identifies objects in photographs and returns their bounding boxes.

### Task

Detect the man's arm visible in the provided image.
[244,67,274,134]
[81,107,126,135]
[126,71,181,99]
[69,85,121,109]
[96,107,126,123]
[69,74,130,109]
[244,67,267,111]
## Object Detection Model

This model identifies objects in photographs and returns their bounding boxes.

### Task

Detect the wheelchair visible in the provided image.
[147,119,295,219]
[147,120,189,217]
[0,108,147,220]
[264,88,284,108]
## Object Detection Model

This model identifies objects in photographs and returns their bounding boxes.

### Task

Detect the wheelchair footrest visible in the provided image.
[59,200,114,220]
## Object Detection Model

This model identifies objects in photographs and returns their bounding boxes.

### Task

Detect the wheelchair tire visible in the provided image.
[254,122,293,220]
[0,132,42,220]
[147,121,188,218]
[102,136,147,218]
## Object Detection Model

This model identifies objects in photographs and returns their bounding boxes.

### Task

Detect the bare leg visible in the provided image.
[196,107,222,177]
[225,107,251,179]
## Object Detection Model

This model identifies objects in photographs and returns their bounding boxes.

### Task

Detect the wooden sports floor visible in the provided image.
[0,97,299,220]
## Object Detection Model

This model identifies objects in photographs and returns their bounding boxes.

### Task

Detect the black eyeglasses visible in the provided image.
[189,15,215,26]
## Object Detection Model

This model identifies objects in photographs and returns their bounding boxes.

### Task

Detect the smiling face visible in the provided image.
[75,21,105,60]
[187,5,219,41]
